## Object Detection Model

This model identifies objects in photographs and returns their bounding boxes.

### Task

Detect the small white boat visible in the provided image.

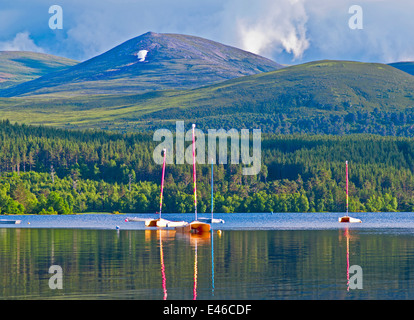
[153,218,188,228]
[125,217,148,222]
[165,220,188,227]
[339,161,362,224]
[0,219,21,224]
[145,218,168,227]
[338,216,362,223]
[198,218,224,224]
[139,217,188,227]
[197,157,225,225]
[143,149,189,228]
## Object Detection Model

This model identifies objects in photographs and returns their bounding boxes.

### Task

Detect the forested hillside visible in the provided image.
[2,60,414,136]
[0,120,413,214]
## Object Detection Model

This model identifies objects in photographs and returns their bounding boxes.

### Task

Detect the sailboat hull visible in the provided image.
[175,221,211,233]
[191,221,211,233]
[0,219,21,224]
[198,218,225,224]
[145,218,189,228]
[166,221,188,227]
[339,216,362,223]
[155,218,172,227]
[145,219,160,227]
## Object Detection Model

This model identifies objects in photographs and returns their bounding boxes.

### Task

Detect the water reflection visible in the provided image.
[193,239,197,300]
[211,229,215,297]
[144,229,212,300]
[345,227,350,292]
[145,230,175,300]
[174,231,211,301]
[341,227,361,293]
[3,228,414,299]
[160,231,167,300]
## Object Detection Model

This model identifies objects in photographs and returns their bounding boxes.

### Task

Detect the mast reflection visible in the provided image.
[145,229,175,300]
[146,229,214,300]
[160,230,167,300]
[345,227,350,292]
[176,231,211,300]
[193,238,198,300]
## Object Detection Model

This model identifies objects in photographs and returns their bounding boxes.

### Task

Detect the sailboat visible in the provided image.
[176,124,211,234]
[198,158,224,224]
[339,160,362,223]
[0,219,21,224]
[144,148,187,227]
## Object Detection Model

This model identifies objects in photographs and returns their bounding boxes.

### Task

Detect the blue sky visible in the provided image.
[1,0,413,65]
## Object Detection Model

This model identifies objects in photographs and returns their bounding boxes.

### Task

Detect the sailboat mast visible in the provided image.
[346,160,349,216]
[211,158,214,220]
[159,148,166,218]
[192,124,197,221]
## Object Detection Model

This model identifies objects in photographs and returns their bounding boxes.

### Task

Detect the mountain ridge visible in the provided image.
[0,32,282,97]
[1,33,414,136]
[0,51,78,89]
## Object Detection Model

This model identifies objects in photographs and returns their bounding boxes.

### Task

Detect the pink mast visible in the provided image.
[346,160,349,216]
[159,148,167,217]
[192,124,198,221]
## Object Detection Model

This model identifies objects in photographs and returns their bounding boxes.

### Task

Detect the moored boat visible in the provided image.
[176,124,210,233]
[339,216,362,223]
[198,218,224,224]
[198,158,225,224]
[339,160,362,223]
[175,220,212,234]
[0,219,21,224]
[140,148,188,228]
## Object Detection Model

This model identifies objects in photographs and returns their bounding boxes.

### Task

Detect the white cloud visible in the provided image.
[224,0,310,60]
[1,0,414,64]
[0,31,45,53]
[303,0,414,63]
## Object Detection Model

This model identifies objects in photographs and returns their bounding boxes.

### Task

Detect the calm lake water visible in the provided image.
[2,212,414,300]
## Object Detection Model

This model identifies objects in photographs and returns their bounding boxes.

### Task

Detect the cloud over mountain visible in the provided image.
[0,31,45,53]
[1,0,414,64]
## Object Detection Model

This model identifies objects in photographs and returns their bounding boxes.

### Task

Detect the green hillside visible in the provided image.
[0,32,281,97]
[137,60,414,133]
[2,60,414,136]
[0,51,78,89]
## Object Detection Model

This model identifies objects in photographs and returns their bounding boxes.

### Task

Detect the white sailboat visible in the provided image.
[339,160,362,223]
[0,219,21,224]
[176,124,211,234]
[143,148,187,227]
[198,158,224,224]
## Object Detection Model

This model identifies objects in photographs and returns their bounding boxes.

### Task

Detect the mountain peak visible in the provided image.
[0,32,282,97]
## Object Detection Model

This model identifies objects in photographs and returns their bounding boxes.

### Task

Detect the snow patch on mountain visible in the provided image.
[137,50,148,62]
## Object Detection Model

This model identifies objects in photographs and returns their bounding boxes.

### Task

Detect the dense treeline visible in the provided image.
[0,120,413,214]
[273,108,414,136]
[138,109,414,137]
